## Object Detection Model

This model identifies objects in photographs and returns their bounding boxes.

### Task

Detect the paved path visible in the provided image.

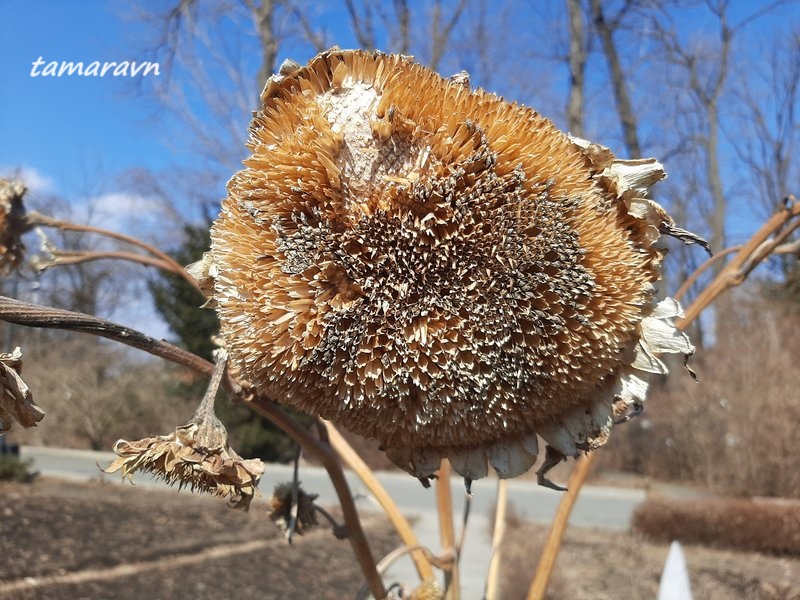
[21,446,645,598]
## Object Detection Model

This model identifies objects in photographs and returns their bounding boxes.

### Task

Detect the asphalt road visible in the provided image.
[21,445,646,598]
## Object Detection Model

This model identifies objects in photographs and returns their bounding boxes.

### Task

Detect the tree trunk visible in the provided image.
[253,0,278,95]
[566,0,586,137]
[589,0,641,157]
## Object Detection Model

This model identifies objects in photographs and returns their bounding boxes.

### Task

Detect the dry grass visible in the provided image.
[633,496,800,556]
[601,297,800,498]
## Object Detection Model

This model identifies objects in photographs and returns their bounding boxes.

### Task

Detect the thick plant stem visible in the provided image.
[324,421,436,583]
[527,454,594,600]
[436,459,459,599]
[484,478,508,600]
[0,296,226,387]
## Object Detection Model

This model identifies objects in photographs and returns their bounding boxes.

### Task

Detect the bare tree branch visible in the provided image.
[589,0,642,157]
[394,0,411,54]
[345,0,377,50]
[245,0,279,93]
[429,0,468,71]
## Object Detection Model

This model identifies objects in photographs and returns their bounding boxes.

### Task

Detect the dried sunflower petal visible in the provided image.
[202,50,703,483]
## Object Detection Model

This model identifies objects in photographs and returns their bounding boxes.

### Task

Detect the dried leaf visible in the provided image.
[0,347,44,432]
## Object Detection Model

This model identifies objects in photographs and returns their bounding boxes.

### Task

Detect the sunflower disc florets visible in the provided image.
[198,50,703,483]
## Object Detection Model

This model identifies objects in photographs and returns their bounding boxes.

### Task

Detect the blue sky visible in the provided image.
[0,2,174,192]
[1,1,793,204]
[0,0,360,201]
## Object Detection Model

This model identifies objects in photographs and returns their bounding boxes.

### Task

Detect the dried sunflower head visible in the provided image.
[198,50,703,483]
[0,179,30,274]
[0,347,45,433]
[268,481,319,535]
[104,417,264,509]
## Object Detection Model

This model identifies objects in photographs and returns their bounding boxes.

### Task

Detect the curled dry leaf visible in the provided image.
[196,50,704,485]
[0,347,45,433]
[268,481,319,535]
[104,419,264,509]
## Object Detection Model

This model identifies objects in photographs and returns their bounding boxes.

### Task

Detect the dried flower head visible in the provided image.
[200,50,703,483]
[105,420,264,509]
[105,353,264,508]
[268,481,319,535]
[0,179,30,274]
[0,347,45,432]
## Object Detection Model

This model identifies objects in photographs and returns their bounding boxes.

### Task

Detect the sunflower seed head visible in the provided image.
[205,50,702,482]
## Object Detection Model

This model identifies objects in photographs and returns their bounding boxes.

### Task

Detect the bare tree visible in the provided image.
[566,0,588,137]
[343,0,468,69]
[588,0,643,157]
[127,0,297,176]
[729,30,800,219]
[428,0,468,70]
[648,0,791,256]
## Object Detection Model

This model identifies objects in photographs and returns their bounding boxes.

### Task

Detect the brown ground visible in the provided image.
[500,512,800,600]
[0,477,398,600]
[1,477,798,599]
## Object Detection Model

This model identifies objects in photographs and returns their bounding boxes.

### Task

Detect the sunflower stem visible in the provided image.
[27,211,202,294]
[436,459,458,597]
[324,421,436,584]
[286,443,303,543]
[484,478,507,600]
[193,350,228,425]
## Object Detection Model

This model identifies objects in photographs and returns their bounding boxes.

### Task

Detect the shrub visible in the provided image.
[601,296,800,498]
[0,455,37,483]
[633,497,800,556]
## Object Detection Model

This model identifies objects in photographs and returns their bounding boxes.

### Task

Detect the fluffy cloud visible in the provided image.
[0,165,54,194]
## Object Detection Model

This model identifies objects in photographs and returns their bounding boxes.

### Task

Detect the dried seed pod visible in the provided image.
[104,352,264,509]
[200,50,701,483]
[0,179,30,275]
[268,481,319,535]
[104,421,265,509]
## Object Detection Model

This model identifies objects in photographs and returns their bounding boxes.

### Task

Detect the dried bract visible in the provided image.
[0,179,30,274]
[202,50,701,483]
[268,481,319,535]
[410,580,444,600]
[105,419,264,509]
[0,347,44,432]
